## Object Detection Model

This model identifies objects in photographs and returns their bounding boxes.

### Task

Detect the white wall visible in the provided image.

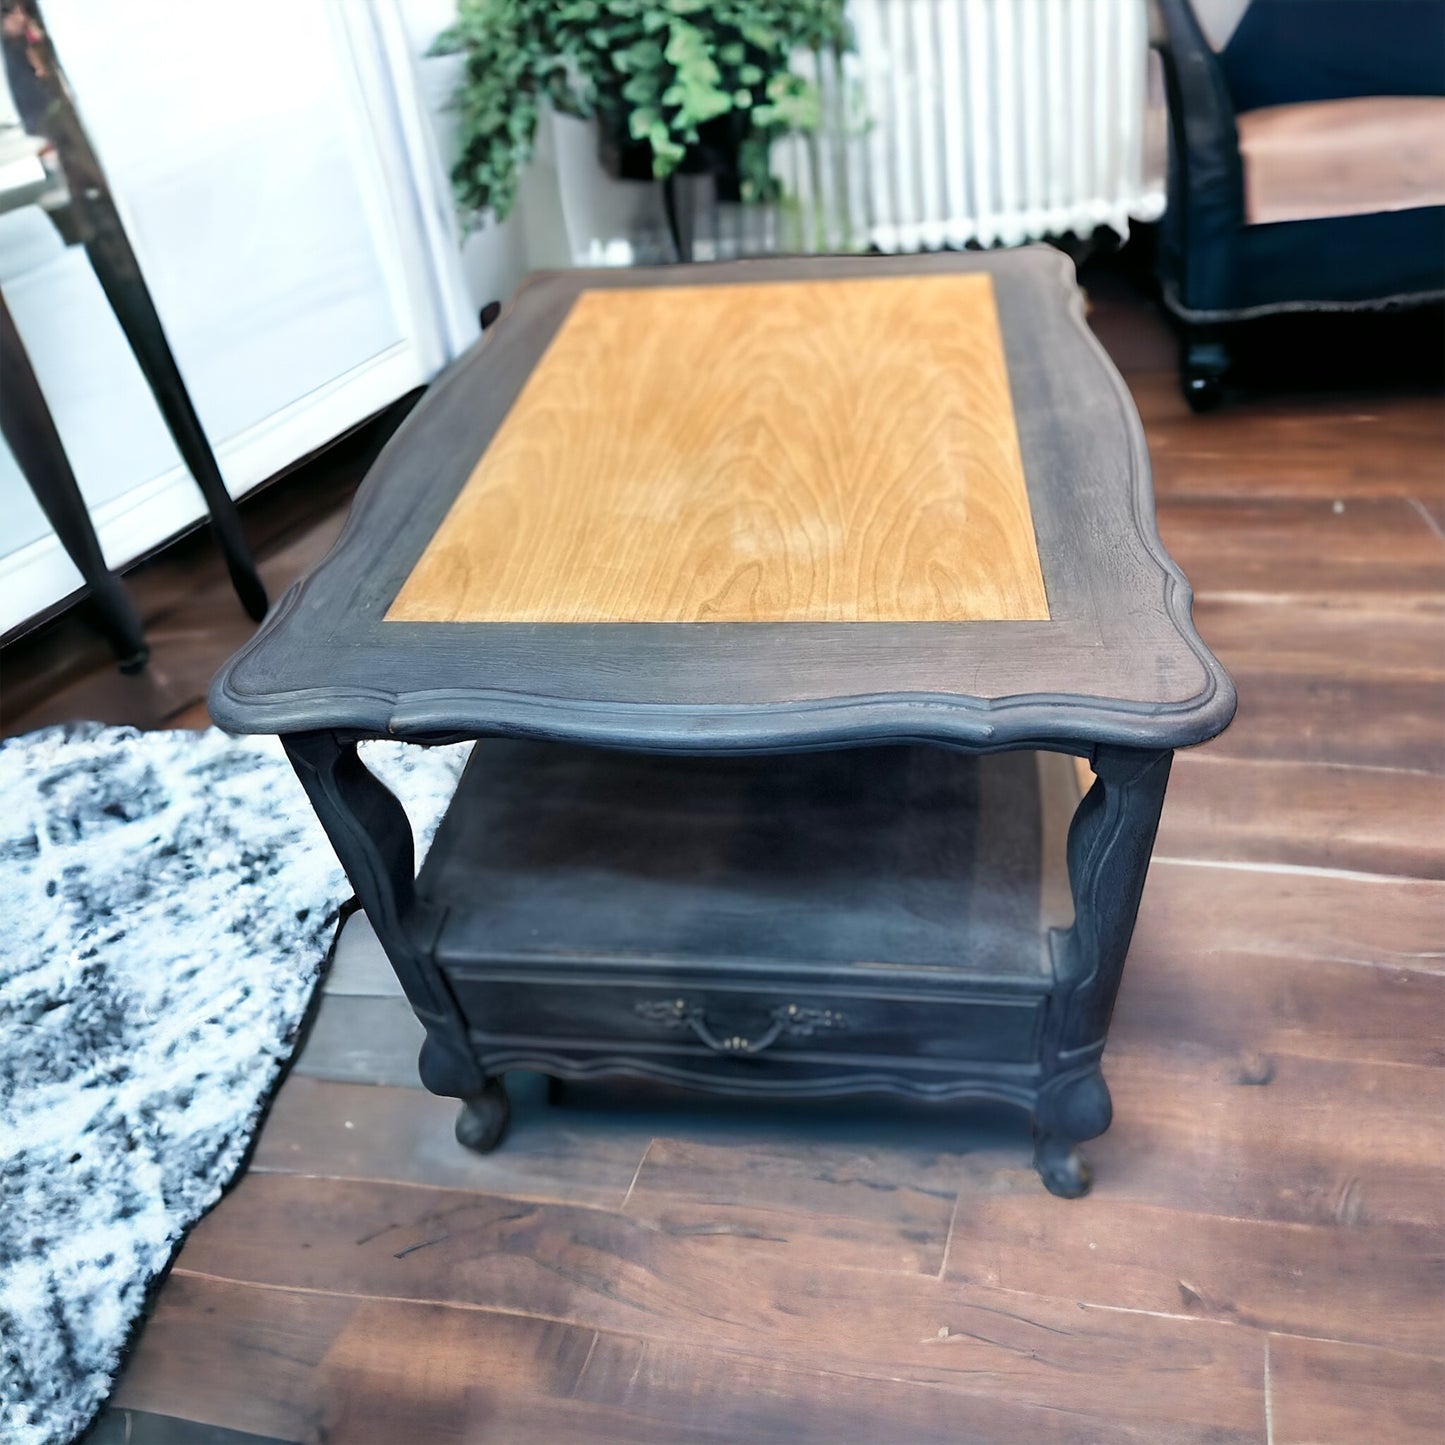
[0,0,487,634]
[397,0,572,315]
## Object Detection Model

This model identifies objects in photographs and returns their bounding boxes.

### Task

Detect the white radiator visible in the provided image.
[774,0,1164,253]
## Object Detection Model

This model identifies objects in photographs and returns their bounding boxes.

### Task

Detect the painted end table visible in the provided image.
[211,250,1235,1197]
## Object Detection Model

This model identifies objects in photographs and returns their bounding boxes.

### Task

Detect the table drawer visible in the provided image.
[453,974,1047,1066]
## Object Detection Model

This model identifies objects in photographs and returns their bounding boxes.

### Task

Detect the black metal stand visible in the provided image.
[7,3,268,652]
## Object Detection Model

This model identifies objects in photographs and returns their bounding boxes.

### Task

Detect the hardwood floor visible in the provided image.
[7,264,1442,1443]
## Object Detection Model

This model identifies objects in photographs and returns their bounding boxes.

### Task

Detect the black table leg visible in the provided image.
[282,732,505,1148]
[1035,745,1173,1197]
[0,291,148,669]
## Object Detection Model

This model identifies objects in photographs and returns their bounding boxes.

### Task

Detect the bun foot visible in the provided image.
[455,1079,510,1153]
[1034,1135,1092,1199]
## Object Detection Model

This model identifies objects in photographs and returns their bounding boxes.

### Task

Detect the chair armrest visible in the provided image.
[1153,0,1246,308]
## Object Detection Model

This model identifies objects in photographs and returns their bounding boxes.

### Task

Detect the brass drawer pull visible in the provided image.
[634,998,848,1056]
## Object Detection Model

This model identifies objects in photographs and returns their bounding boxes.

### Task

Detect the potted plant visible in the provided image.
[433,0,851,253]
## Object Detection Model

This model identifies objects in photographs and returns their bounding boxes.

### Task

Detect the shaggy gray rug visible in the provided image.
[0,725,467,1445]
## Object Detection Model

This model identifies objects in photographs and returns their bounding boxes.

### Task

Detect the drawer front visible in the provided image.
[453,974,1046,1067]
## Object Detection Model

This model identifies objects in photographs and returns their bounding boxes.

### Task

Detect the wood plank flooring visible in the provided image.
[5,264,1442,1444]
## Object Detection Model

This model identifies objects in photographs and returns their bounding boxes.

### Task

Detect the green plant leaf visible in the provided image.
[651,134,686,175]
[622,73,658,104]
[436,0,851,220]
[627,105,660,139]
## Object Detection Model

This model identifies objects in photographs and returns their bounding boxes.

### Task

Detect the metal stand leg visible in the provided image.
[85,222,269,621]
[0,291,148,669]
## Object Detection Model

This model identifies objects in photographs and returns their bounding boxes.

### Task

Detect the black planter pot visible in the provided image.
[605,112,748,201]
[597,110,756,261]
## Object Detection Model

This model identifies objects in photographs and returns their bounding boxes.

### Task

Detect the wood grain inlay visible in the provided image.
[387,275,1049,624]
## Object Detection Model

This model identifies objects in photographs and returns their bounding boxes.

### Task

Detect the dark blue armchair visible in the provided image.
[1155,0,1445,408]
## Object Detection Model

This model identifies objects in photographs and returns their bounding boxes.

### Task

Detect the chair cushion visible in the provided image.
[1238,95,1445,225]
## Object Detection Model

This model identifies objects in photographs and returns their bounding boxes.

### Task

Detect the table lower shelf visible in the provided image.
[414,741,1079,1084]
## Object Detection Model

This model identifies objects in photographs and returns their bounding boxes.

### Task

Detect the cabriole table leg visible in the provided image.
[1035,745,1172,1197]
[282,732,503,1146]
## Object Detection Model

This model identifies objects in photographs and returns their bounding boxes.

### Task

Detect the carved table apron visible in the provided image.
[212,250,1234,1197]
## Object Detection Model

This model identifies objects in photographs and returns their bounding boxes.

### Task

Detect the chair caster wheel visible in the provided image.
[1183,371,1224,412]
[1181,336,1229,412]
[455,1079,509,1153]
[1183,371,1224,413]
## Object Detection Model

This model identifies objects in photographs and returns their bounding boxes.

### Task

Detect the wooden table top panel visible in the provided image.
[210,250,1236,750]
[387,276,1049,625]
